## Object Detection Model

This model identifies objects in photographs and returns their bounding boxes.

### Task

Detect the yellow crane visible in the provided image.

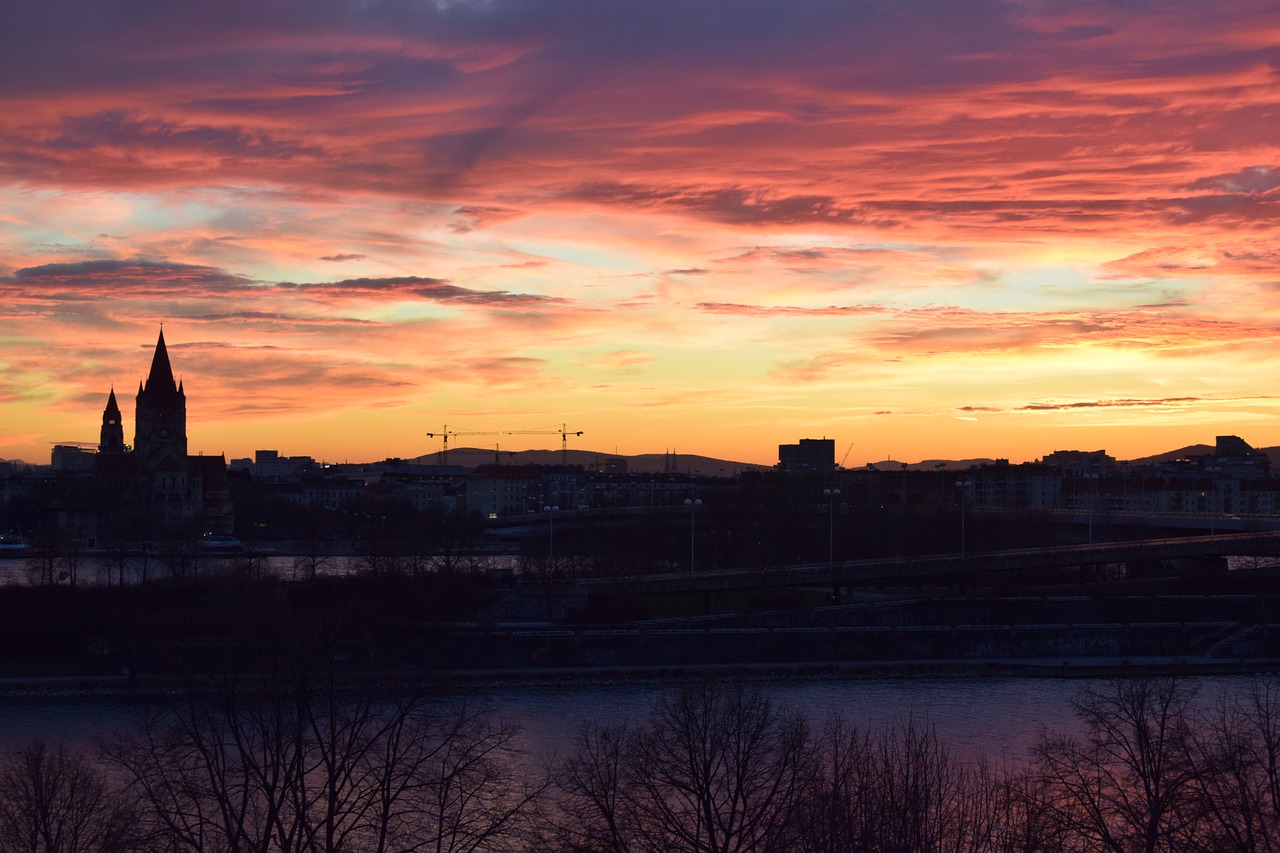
[426,425,500,465]
[505,423,584,464]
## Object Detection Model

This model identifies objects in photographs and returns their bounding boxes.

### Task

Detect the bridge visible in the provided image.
[500,531,1280,617]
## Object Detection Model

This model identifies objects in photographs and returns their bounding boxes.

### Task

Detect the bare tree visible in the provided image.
[291,542,332,581]
[1182,675,1280,852]
[409,705,545,852]
[787,715,1019,853]
[554,722,636,853]
[1034,677,1201,853]
[103,631,546,852]
[0,741,146,853]
[554,682,814,853]
[96,537,136,587]
[979,765,1068,853]
[783,715,878,852]
[868,717,981,852]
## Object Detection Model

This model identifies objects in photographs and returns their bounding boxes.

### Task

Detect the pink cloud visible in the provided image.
[5,0,1280,463]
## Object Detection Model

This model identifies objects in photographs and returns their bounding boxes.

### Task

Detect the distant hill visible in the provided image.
[418,447,1000,476]
[1125,443,1280,469]
[398,440,1280,477]
[413,447,770,476]
[1124,444,1215,465]
[867,458,997,472]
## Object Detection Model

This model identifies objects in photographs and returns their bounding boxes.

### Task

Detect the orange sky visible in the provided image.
[3,0,1280,467]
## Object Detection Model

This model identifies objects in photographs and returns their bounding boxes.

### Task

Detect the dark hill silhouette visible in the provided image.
[415,448,997,475]
[414,447,770,476]
[1125,444,1216,465]
[1126,443,1280,469]
[416,439,1280,476]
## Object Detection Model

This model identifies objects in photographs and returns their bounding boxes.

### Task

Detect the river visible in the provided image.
[0,672,1264,768]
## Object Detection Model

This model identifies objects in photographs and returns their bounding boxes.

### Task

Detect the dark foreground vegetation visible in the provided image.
[0,573,502,678]
[5,569,1280,677]
[6,670,1280,851]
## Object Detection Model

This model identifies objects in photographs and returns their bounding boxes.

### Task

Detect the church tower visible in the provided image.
[98,388,125,454]
[134,328,188,472]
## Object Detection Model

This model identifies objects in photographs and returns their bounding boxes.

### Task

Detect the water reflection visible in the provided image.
[2,673,1268,772]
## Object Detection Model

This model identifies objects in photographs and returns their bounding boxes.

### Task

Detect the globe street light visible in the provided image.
[823,488,841,565]
[542,504,559,559]
[684,498,702,575]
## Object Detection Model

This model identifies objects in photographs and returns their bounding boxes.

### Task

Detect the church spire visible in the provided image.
[98,387,125,454]
[134,327,187,467]
[144,328,179,402]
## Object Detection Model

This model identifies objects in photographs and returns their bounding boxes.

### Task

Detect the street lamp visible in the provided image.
[1207,467,1221,534]
[1086,473,1100,544]
[823,488,841,564]
[542,504,559,558]
[954,480,972,556]
[684,498,702,575]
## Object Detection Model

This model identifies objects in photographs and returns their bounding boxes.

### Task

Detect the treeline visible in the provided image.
[4,674,1280,852]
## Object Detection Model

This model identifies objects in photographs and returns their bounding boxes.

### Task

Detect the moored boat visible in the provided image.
[199,533,246,555]
[0,533,29,556]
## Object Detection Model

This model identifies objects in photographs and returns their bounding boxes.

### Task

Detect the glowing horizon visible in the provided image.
[4,0,1280,468]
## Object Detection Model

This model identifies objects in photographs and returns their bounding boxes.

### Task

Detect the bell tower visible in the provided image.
[134,328,187,471]
[98,388,125,454]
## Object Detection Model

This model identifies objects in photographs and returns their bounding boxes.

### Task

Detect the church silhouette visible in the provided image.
[73,329,234,543]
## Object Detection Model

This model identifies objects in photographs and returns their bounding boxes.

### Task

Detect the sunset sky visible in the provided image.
[3,0,1280,467]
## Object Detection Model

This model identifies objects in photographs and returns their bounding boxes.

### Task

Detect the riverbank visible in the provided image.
[2,655,1278,702]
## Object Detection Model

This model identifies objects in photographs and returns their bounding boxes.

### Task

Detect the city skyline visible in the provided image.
[3,1,1280,467]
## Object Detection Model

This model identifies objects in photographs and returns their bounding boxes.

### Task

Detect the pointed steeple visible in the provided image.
[135,327,187,467]
[144,329,179,401]
[99,387,125,454]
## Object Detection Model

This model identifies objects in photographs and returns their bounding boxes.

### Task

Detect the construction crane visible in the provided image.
[488,444,518,464]
[425,425,500,465]
[839,443,854,470]
[505,423,584,463]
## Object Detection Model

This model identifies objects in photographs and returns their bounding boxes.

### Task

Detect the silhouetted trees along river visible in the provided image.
[5,673,1280,851]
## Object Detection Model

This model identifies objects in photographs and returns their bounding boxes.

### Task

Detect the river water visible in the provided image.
[0,673,1263,768]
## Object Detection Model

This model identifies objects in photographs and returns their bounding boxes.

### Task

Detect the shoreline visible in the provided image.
[2,656,1278,701]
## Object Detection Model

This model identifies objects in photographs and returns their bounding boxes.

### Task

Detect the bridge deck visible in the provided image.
[536,531,1280,596]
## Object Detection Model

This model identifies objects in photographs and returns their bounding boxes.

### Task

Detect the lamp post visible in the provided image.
[954,480,972,556]
[542,504,559,558]
[1207,467,1221,534]
[1086,473,1100,544]
[823,488,841,564]
[684,497,702,575]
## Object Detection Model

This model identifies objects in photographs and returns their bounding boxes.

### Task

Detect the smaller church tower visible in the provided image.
[98,388,125,454]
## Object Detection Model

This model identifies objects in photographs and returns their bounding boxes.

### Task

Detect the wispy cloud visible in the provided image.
[4,0,1280,463]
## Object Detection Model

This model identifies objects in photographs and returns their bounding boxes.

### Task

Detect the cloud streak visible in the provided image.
[4,0,1280,464]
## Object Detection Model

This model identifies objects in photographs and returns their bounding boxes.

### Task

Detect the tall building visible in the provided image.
[778,438,836,475]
